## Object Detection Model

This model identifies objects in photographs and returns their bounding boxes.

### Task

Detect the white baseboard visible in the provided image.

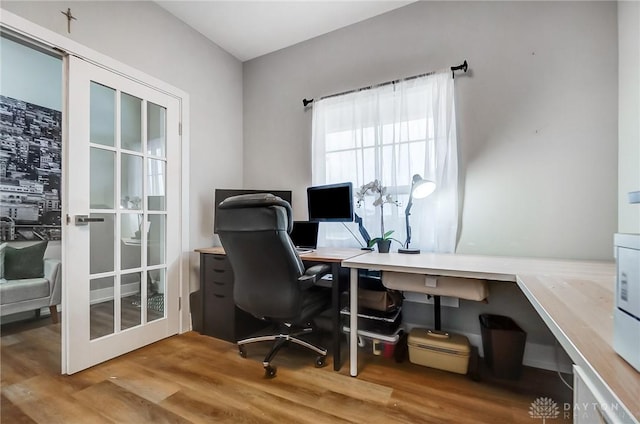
[522,341,573,374]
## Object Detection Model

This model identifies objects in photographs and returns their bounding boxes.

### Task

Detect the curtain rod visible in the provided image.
[302,60,468,107]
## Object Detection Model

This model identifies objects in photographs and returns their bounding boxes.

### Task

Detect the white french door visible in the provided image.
[64,56,181,374]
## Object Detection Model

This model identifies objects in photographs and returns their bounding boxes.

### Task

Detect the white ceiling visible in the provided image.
[156,1,414,62]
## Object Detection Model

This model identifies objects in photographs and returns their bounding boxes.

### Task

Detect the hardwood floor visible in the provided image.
[1,319,574,423]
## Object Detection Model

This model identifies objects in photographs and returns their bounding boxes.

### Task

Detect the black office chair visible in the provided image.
[216,193,332,378]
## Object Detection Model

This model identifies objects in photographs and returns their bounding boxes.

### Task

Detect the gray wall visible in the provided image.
[618,1,640,234]
[2,1,245,292]
[242,1,618,369]
[244,1,618,261]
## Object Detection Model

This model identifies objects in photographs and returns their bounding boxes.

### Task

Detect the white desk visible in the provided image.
[342,252,639,423]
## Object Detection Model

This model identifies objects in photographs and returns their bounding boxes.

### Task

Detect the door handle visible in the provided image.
[75,215,105,225]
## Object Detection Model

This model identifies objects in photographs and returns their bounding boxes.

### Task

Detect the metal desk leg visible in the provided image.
[331,263,341,371]
[434,295,442,331]
[350,267,358,377]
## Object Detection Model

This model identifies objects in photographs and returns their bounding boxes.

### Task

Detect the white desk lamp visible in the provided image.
[398,174,436,254]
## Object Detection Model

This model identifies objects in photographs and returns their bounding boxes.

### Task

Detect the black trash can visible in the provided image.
[479,314,527,380]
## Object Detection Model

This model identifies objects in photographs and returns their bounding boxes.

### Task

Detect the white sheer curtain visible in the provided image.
[311,71,458,253]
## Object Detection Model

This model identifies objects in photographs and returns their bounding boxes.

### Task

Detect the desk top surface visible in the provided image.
[195,246,364,263]
[343,251,638,421]
[341,251,614,281]
[517,273,639,421]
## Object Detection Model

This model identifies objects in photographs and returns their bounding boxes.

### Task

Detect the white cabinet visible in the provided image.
[613,233,640,372]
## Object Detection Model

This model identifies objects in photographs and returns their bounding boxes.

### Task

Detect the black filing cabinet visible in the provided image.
[200,253,266,342]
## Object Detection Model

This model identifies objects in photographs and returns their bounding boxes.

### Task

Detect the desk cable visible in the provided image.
[555,340,573,391]
[341,222,365,247]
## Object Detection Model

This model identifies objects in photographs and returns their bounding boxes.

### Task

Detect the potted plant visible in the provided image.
[355,180,401,253]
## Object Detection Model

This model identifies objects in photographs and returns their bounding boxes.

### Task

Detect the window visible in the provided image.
[312,71,459,252]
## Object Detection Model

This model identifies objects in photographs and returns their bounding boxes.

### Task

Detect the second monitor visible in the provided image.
[289,221,319,251]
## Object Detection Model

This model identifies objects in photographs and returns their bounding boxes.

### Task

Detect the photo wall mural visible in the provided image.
[0,95,62,241]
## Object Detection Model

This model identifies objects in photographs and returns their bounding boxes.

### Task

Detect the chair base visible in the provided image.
[237,325,327,378]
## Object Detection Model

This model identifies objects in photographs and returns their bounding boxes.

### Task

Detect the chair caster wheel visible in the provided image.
[315,355,326,368]
[238,345,247,358]
[264,365,277,378]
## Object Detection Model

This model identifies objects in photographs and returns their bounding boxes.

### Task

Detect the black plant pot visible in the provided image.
[376,239,392,253]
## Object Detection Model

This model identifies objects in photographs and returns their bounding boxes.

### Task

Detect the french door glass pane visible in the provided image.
[147,268,165,322]
[121,272,142,330]
[90,148,115,209]
[90,213,114,274]
[121,213,142,270]
[147,158,166,211]
[147,214,165,266]
[90,82,115,146]
[90,276,115,340]
[147,102,166,157]
[121,92,142,152]
[121,153,143,210]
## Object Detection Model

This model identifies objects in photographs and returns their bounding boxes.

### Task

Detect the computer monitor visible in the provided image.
[214,188,292,233]
[307,182,353,222]
[289,221,319,249]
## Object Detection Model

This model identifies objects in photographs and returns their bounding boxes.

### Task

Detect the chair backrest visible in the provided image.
[216,193,305,321]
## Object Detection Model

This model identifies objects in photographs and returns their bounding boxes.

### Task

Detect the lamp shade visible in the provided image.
[411,176,436,199]
[399,175,437,254]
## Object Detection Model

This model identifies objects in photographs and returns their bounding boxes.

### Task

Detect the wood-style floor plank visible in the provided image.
[4,383,115,424]
[1,319,574,423]
[160,385,276,423]
[1,393,36,424]
[72,380,190,424]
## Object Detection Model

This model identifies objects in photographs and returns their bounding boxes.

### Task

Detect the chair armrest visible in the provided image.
[298,264,331,290]
[44,258,62,306]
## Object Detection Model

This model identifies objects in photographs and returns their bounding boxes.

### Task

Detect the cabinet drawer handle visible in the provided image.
[213,256,225,261]
[213,269,226,273]
[213,281,225,286]
[214,294,225,298]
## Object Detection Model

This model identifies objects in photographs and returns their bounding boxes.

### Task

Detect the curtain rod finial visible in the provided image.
[303,98,314,107]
